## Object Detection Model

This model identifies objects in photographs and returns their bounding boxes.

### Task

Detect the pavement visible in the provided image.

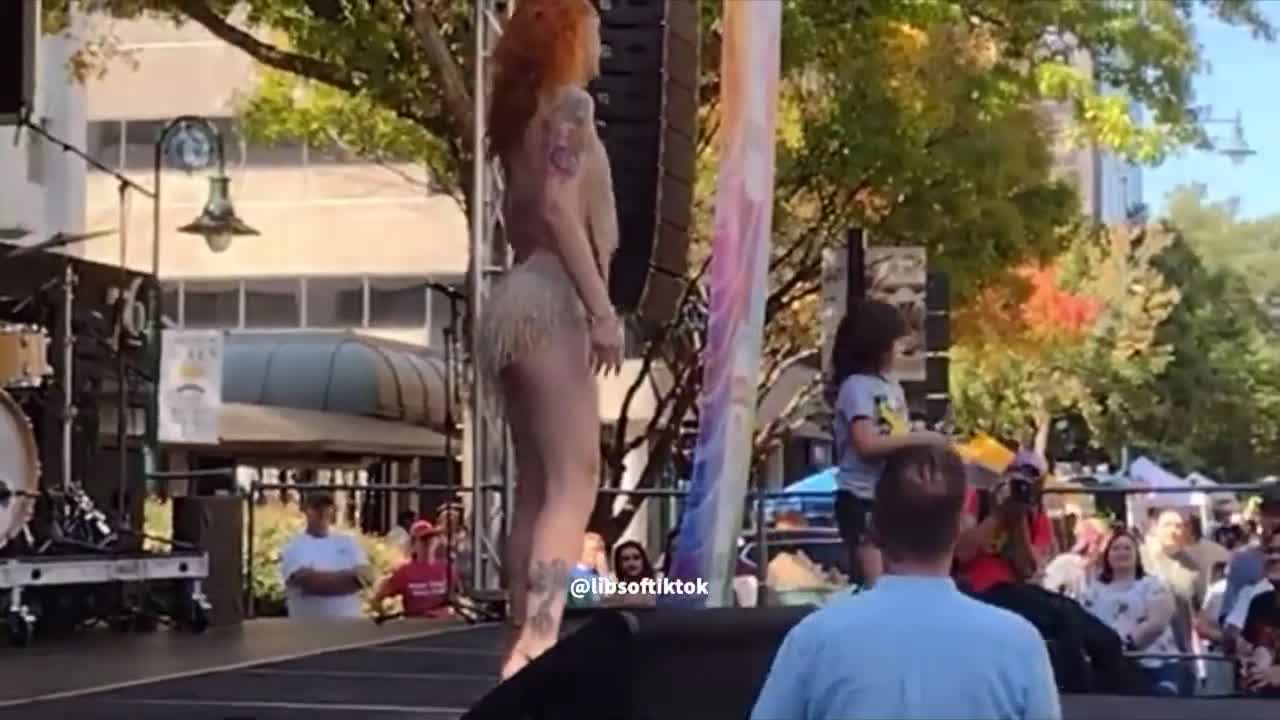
[0,620,503,720]
[1,617,1276,720]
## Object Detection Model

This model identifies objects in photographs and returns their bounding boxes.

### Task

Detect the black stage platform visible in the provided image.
[1,621,1275,719]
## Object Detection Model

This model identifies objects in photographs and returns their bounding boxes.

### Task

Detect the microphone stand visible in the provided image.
[435,288,496,624]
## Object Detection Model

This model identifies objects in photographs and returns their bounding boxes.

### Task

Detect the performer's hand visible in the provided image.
[590,312,623,376]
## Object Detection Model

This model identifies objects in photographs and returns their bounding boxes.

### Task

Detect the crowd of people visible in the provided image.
[270,295,1280,718]
[751,300,1280,718]
[277,493,471,621]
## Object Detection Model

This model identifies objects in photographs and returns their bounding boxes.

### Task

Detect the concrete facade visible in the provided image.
[0,19,87,248]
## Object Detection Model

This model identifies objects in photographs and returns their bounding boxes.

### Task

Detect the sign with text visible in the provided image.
[158,330,223,445]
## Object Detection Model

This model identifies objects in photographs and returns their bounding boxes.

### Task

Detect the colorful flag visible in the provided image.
[665,0,782,607]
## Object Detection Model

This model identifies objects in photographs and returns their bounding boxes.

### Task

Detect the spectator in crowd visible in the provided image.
[1081,530,1181,695]
[1142,509,1203,661]
[436,501,471,582]
[371,520,454,619]
[1042,517,1110,602]
[828,302,951,589]
[1237,528,1280,697]
[751,445,1060,720]
[1214,523,1248,553]
[955,450,1054,595]
[605,540,657,608]
[1194,561,1235,696]
[386,510,417,556]
[566,532,609,608]
[1185,515,1231,581]
[1221,484,1280,651]
[280,492,374,620]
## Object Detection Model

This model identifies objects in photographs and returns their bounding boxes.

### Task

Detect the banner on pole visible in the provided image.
[665,0,782,607]
[158,330,223,445]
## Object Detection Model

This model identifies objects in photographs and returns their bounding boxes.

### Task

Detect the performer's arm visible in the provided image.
[587,153,619,290]
[541,88,615,321]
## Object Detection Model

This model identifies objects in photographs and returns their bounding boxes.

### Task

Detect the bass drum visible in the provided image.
[0,388,39,551]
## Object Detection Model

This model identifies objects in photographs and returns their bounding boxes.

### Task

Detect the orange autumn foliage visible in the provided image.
[955,264,1102,344]
[1018,266,1103,336]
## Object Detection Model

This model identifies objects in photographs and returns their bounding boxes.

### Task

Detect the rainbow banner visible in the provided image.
[665,0,782,607]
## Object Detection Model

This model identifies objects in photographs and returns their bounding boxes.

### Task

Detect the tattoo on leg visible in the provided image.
[525,558,569,638]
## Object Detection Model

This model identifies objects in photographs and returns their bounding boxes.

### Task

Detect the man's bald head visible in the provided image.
[873,445,968,564]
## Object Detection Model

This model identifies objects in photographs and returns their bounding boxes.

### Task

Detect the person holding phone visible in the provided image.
[955,450,1055,593]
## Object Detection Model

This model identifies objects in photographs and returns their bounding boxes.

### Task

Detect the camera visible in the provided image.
[1008,477,1032,504]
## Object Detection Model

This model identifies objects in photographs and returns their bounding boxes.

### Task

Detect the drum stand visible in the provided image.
[61,264,76,493]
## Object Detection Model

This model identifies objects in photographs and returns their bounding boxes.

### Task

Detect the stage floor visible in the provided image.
[1,620,1275,719]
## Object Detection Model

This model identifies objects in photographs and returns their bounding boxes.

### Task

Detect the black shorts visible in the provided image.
[834,490,874,550]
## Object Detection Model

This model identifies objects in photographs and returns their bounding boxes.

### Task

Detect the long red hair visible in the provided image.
[488,0,594,159]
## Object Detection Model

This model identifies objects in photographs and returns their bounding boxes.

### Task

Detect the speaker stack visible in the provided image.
[0,0,38,125]
[590,0,700,328]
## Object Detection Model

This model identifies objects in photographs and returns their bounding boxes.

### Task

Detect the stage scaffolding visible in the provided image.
[465,0,516,596]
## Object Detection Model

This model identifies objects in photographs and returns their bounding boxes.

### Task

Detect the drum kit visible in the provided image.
[0,244,130,559]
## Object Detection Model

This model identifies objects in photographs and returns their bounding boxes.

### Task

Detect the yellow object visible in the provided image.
[875,396,909,436]
[955,433,1015,473]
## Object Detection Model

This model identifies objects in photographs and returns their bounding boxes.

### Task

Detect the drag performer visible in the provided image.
[480,0,622,679]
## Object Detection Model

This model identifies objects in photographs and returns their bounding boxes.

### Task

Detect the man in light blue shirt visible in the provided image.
[752,446,1061,720]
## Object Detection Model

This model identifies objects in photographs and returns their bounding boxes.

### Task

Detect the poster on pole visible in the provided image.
[665,0,782,607]
[865,247,927,382]
[819,247,848,378]
[158,330,223,445]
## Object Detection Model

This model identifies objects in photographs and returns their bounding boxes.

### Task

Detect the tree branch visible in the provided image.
[407,0,476,143]
[173,1,362,96]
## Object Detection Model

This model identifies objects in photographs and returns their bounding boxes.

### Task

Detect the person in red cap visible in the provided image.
[371,519,455,618]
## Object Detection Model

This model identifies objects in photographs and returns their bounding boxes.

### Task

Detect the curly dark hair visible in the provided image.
[829,299,909,392]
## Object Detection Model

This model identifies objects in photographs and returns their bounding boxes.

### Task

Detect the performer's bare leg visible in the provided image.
[498,333,599,680]
[499,382,544,673]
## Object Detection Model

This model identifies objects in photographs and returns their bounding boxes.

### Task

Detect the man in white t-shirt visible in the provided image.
[280,493,373,620]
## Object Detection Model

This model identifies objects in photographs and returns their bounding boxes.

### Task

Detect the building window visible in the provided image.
[244,278,302,328]
[160,283,181,327]
[305,276,365,328]
[183,280,240,328]
[368,277,427,328]
[243,137,305,167]
[86,120,123,170]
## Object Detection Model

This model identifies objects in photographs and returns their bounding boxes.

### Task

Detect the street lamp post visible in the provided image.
[148,116,258,474]
[1195,108,1257,165]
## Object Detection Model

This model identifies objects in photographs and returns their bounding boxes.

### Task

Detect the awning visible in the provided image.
[215,402,446,458]
[162,331,452,458]
[222,331,450,432]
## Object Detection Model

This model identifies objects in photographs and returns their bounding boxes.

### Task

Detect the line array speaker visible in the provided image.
[591,0,700,328]
[0,0,38,124]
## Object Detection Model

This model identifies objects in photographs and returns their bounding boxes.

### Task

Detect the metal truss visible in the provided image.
[466,0,515,595]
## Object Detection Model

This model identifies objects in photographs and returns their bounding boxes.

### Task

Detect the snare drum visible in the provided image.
[0,324,51,389]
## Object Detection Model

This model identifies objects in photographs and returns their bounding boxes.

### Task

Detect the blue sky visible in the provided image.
[1144,5,1280,220]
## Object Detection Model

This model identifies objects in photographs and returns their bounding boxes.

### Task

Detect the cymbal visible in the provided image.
[0,227,32,241]
[4,228,117,258]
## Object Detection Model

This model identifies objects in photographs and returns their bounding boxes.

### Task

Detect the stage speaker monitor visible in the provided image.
[173,495,245,626]
[0,0,38,124]
[463,606,812,720]
[591,0,699,329]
